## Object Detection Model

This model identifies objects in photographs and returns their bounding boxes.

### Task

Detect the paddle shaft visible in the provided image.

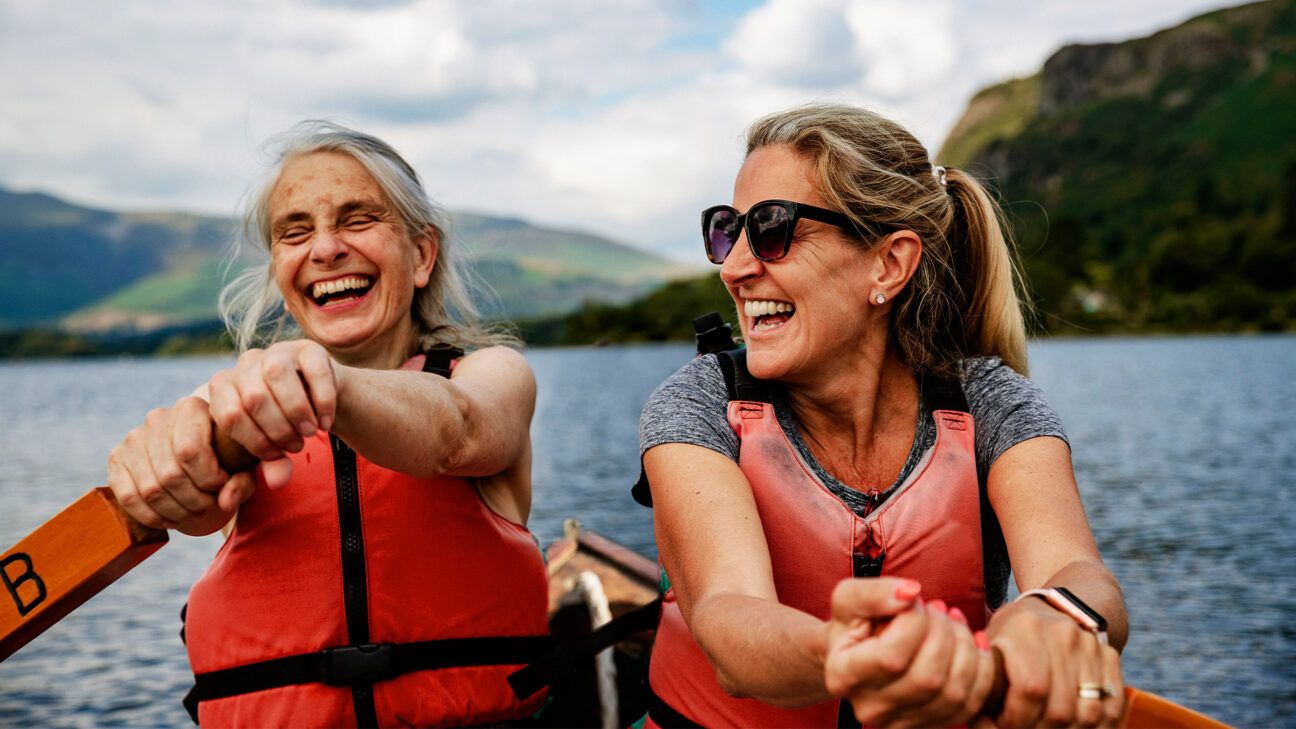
[0,430,255,661]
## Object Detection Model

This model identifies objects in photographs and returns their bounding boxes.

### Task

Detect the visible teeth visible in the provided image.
[744,300,794,318]
[311,276,370,300]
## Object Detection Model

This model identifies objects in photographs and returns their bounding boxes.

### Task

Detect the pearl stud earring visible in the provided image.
[875,294,886,304]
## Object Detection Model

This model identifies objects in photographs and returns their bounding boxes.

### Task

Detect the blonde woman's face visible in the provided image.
[267,152,436,366]
[720,144,883,384]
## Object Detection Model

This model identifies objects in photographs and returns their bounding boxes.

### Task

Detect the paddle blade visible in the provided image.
[0,487,167,661]
[1122,686,1233,728]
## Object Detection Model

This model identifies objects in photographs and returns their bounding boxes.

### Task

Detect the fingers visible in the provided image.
[133,409,207,524]
[170,397,228,493]
[828,603,930,693]
[831,578,923,625]
[106,399,230,531]
[942,607,996,726]
[259,457,294,491]
[994,628,1051,728]
[1099,644,1125,728]
[296,345,338,432]
[883,600,963,725]
[209,365,284,461]
[209,342,337,460]
[1073,632,1108,728]
[107,434,175,530]
[217,472,258,513]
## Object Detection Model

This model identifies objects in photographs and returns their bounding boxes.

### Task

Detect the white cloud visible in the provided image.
[0,0,1237,261]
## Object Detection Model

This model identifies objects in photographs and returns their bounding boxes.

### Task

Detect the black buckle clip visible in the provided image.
[323,643,397,685]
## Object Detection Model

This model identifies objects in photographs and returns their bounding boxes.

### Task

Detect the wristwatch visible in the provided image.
[1017,587,1109,646]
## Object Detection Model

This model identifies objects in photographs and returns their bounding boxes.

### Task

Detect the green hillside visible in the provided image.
[0,188,691,332]
[940,0,1296,333]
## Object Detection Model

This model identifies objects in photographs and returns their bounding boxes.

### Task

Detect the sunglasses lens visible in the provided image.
[705,208,739,263]
[749,204,791,260]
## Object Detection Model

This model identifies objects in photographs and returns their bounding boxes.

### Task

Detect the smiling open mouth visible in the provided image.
[310,276,374,306]
[745,299,795,332]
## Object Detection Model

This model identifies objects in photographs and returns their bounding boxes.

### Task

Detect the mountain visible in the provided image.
[939,0,1296,332]
[0,188,694,332]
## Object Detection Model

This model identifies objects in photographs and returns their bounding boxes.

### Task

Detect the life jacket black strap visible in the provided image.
[644,679,859,728]
[644,680,704,728]
[692,312,737,355]
[920,372,969,413]
[421,344,464,378]
[716,349,774,403]
[507,595,662,700]
[183,635,554,723]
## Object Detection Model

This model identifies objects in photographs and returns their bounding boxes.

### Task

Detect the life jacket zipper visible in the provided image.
[331,434,379,728]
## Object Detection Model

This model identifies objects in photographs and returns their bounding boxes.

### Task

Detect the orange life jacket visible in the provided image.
[182,349,551,728]
[642,350,986,728]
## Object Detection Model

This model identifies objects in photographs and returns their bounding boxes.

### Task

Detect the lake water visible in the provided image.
[0,336,1293,727]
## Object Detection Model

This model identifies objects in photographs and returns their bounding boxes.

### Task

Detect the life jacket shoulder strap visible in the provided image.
[716,349,773,404]
[421,344,464,378]
[920,372,969,413]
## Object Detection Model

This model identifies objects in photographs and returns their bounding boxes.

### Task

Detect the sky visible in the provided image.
[1,0,1238,262]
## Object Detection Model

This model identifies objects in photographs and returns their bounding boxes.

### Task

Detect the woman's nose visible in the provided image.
[310,228,349,265]
[719,232,762,286]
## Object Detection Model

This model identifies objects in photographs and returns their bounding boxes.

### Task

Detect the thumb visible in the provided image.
[217,472,257,512]
[259,457,294,490]
[831,578,922,624]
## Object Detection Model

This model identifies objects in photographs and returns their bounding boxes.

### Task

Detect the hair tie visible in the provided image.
[931,165,948,187]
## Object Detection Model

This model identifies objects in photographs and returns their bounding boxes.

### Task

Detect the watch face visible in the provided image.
[1055,587,1109,631]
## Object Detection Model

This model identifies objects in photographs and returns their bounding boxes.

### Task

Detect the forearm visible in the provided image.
[690,592,832,707]
[1033,558,1128,651]
[329,366,489,476]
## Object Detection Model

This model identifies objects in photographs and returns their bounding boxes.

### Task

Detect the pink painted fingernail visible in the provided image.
[949,606,967,625]
[894,579,922,601]
[298,420,317,437]
[975,630,990,651]
[928,599,947,614]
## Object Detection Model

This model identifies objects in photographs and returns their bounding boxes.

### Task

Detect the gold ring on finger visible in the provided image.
[1078,682,1117,699]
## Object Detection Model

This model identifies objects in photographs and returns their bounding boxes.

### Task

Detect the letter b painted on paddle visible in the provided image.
[2,552,47,617]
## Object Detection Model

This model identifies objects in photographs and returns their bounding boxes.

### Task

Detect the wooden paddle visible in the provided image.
[0,431,255,661]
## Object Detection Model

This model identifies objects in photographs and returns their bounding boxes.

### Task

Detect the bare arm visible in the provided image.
[330,346,535,480]
[646,442,833,706]
[207,341,536,523]
[986,435,1127,728]
[990,436,1128,648]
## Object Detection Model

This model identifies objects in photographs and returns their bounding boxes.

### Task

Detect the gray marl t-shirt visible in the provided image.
[638,354,1068,608]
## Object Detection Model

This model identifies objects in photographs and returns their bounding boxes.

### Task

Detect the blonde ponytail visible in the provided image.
[945,168,1031,375]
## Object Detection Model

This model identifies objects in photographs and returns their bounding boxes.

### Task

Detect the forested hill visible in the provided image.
[0,187,692,332]
[939,0,1296,333]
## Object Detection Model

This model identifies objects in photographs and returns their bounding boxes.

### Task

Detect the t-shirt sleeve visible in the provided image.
[962,356,1069,477]
[638,354,739,462]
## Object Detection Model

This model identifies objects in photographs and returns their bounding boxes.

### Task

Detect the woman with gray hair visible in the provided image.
[637,104,1127,728]
[106,122,550,727]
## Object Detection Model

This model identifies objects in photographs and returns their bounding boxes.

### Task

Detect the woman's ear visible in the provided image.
[413,226,439,289]
[872,229,923,299]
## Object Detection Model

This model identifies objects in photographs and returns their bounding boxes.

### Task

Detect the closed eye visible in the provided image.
[279,227,311,244]
[344,215,378,229]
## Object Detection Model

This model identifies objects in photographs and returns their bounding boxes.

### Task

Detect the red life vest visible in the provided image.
[645,350,986,728]
[183,350,551,728]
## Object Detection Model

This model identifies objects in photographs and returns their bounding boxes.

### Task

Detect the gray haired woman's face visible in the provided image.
[266,151,436,361]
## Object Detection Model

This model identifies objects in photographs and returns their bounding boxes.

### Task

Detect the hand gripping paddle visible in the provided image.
[0,430,255,661]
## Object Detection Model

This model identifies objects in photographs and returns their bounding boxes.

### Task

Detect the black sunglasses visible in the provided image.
[701,199,858,264]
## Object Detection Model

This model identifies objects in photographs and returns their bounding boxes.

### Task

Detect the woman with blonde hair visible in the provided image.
[637,104,1126,727]
[107,121,550,727]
